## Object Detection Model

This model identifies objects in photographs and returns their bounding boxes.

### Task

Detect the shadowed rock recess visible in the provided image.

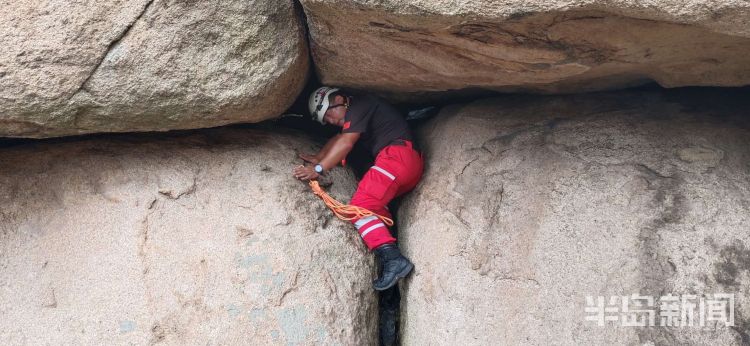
[300,0,750,98]
[0,1,308,138]
[0,129,377,345]
[398,89,750,345]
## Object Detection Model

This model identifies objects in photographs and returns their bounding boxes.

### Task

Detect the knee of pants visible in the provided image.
[349,200,391,220]
[350,190,393,219]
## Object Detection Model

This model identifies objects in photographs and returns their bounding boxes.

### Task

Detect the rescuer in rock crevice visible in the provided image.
[293,86,423,291]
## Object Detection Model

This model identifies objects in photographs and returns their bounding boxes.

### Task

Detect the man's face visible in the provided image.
[323,95,346,127]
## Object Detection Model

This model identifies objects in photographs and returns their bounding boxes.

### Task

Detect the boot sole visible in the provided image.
[374,262,414,291]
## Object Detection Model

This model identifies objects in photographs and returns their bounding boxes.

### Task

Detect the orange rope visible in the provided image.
[309,180,393,227]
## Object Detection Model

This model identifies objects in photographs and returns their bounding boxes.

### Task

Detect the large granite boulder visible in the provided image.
[300,0,750,97]
[0,128,376,345]
[0,1,308,138]
[399,89,750,345]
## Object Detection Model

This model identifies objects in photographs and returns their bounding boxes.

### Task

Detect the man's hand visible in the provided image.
[293,165,320,181]
[293,133,358,181]
[299,153,319,164]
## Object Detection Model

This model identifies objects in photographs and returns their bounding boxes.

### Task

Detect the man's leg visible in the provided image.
[349,162,413,290]
[349,168,398,251]
[349,144,422,247]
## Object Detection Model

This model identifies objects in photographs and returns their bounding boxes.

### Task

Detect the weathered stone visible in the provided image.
[300,0,750,97]
[0,128,376,345]
[0,1,308,138]
[399,90,750,345]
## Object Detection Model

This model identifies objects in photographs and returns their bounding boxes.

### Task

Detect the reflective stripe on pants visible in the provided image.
[349,144,424,250]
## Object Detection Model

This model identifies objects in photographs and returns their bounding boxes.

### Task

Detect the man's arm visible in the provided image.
[293,133,360,181]
[299,133,344,163]
[315,135,340,161]
[318,133,360,171]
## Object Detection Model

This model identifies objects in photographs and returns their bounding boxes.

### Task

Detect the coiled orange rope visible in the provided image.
[309,180,393,226]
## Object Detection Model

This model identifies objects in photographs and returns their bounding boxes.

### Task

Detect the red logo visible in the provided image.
[343,121,351,130]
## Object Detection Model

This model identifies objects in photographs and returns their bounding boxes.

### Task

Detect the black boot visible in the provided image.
[373,244,414,291]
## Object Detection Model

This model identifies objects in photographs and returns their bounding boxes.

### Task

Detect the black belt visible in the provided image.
[390,139,421,154]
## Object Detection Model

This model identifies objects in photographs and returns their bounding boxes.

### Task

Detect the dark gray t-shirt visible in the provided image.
[341,95,413,157]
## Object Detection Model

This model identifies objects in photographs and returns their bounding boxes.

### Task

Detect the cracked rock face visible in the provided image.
[0,1,308,138]
[399,90,750,345]
[300,0,750,97]
[0,128,376,345]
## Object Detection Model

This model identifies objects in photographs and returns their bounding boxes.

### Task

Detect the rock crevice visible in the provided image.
[69,0,157,100]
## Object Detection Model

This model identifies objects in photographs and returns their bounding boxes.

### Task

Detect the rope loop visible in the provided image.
[308,180,393,227]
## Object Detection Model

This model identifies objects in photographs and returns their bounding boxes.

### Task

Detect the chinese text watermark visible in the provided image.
[585,294,734,327]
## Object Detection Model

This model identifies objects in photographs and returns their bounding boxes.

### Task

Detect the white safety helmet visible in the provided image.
[308,86,340,124]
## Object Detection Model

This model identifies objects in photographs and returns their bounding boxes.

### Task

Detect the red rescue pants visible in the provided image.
[349,141,423,250]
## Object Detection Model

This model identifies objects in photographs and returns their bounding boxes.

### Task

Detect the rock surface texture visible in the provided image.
[0,1,308,138]
[301,0,750,97]
[399,89,750,345]
[0,128,376,345]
